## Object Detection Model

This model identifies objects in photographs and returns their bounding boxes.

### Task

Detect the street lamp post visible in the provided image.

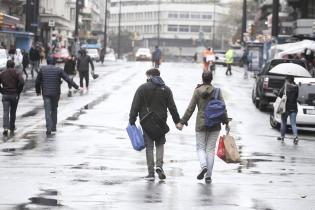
[212,0,216,48]
[104,0,108,51]
[74,0,80,42]
[118,0,122,59]
[271,0,279,38]
[241,0,247,44]
[157,0,161,46]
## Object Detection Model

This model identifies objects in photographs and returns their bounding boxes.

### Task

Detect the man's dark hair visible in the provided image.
[202,71,213,84]
[46,55,56,65]
[146,68,160,77]
[6,60,15,68]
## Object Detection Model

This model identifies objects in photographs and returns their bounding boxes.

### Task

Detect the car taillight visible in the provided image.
[263,77,269,89]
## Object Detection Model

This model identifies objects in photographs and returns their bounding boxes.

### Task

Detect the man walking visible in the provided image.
[36,57,79,136]
[77,49,95,90]
[129,68,181,181]
[0,60,24,136]
[151,46,162,68]
[225,48,234,75]
[29,45,40,78]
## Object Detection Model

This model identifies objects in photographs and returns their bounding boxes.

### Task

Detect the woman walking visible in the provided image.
[177,71,229,183]
[277,75,299,144]
[64,55,77,97]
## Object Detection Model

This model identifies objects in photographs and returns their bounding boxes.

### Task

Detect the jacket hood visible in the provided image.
[198,84,214,99]
[150,76,165,86]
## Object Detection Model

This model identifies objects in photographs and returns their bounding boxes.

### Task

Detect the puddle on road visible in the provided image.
[21,109,40,118]
[29,197,61,206]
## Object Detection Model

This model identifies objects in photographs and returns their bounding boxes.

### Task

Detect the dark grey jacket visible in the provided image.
[77,55,94,72]
[129,76,180,126]
[36,65,79,96]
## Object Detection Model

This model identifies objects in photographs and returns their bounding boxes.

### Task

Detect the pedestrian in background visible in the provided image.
[242,48,250,79]
[225,48,234,75]
[277,75,299,144]
[0,60,24,136]
[177,71,230,184]
[129,68,181,181]
[36,56,79,136]
[100,47,106,64]
[152,46,162,68]
[39,46,46,64]
[64,55,77,97]
[77,49,95,90]
[22,50,29,78]
[29,45,40,78]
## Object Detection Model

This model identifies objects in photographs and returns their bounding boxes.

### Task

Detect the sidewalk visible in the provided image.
[0,62,122,152]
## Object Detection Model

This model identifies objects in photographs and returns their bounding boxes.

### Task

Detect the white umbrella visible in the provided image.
[269,63,312,78]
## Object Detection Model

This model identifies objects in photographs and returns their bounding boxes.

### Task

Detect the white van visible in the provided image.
[270,78,315,131]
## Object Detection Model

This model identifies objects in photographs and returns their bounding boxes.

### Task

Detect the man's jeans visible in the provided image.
[79,71,89,88]
[144,133,165,175]
[196,130,220,178]
[30,60,39,77]
[281,112,298,138]
[2,94,19,130]
[43,96,60,131]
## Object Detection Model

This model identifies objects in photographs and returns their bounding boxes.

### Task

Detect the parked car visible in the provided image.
[0,49,8,71]
[105,52,116,61]
[52,48,69,63]
[135,48,151,61]
[214,50,226,66]
[86,48,100,62]
[270,78,315,131]
[252,59,306,110]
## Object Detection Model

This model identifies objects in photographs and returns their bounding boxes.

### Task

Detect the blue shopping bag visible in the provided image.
[126,124,145,151]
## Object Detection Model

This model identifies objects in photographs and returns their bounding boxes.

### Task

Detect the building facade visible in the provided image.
[108,0,229,58]
[255,0,315,39]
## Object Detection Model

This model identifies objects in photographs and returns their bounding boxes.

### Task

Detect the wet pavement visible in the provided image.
[0,61,314,209]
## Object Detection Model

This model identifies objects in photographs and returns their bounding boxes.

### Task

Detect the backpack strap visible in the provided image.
[213,88,220,100]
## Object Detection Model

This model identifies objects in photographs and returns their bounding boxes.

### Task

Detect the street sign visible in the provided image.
[31,23,38,27]
[48,19,55,27]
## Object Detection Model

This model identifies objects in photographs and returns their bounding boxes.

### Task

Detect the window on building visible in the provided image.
[180,12,189,19]
[70,8,76,21]
[168,12,178,18]
[191,12,200,19]
[190,25,200,32]
[201,26,211,33]
[179,25,189,32]
[202,13,212,20]
[307,1,315,18]
[168,25,178,32]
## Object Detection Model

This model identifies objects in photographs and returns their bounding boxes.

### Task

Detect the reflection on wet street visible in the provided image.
[0,62,315,209]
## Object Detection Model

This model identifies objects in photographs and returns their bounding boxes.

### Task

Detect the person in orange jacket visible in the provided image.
[202,48,215,72]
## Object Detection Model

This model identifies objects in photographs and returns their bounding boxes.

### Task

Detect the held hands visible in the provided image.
[225,123,231,134]
[176,123,184,131]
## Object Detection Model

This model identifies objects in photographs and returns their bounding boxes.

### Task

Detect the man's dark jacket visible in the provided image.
[29,48,40,61]
[64,59,76,75]
[129,76,180,134]
[77,55,94,72]
[0,68,24,95]
[36,65,79,96]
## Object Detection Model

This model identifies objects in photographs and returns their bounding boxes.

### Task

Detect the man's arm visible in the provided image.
[17,71,25,94]
[35,70,42,95]
[166,88,180,124]
[129,87,142,125]
[180,89,197,125]
[60,69,79,89]
[89,56,95,71]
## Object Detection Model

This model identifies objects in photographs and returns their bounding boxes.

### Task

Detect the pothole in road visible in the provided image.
[29,197,61,207]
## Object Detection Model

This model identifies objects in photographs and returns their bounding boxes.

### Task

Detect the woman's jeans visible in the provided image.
[43,96,60,131]
[196,130,220,178]
[2,94,19,130]
[280,112,298,138]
